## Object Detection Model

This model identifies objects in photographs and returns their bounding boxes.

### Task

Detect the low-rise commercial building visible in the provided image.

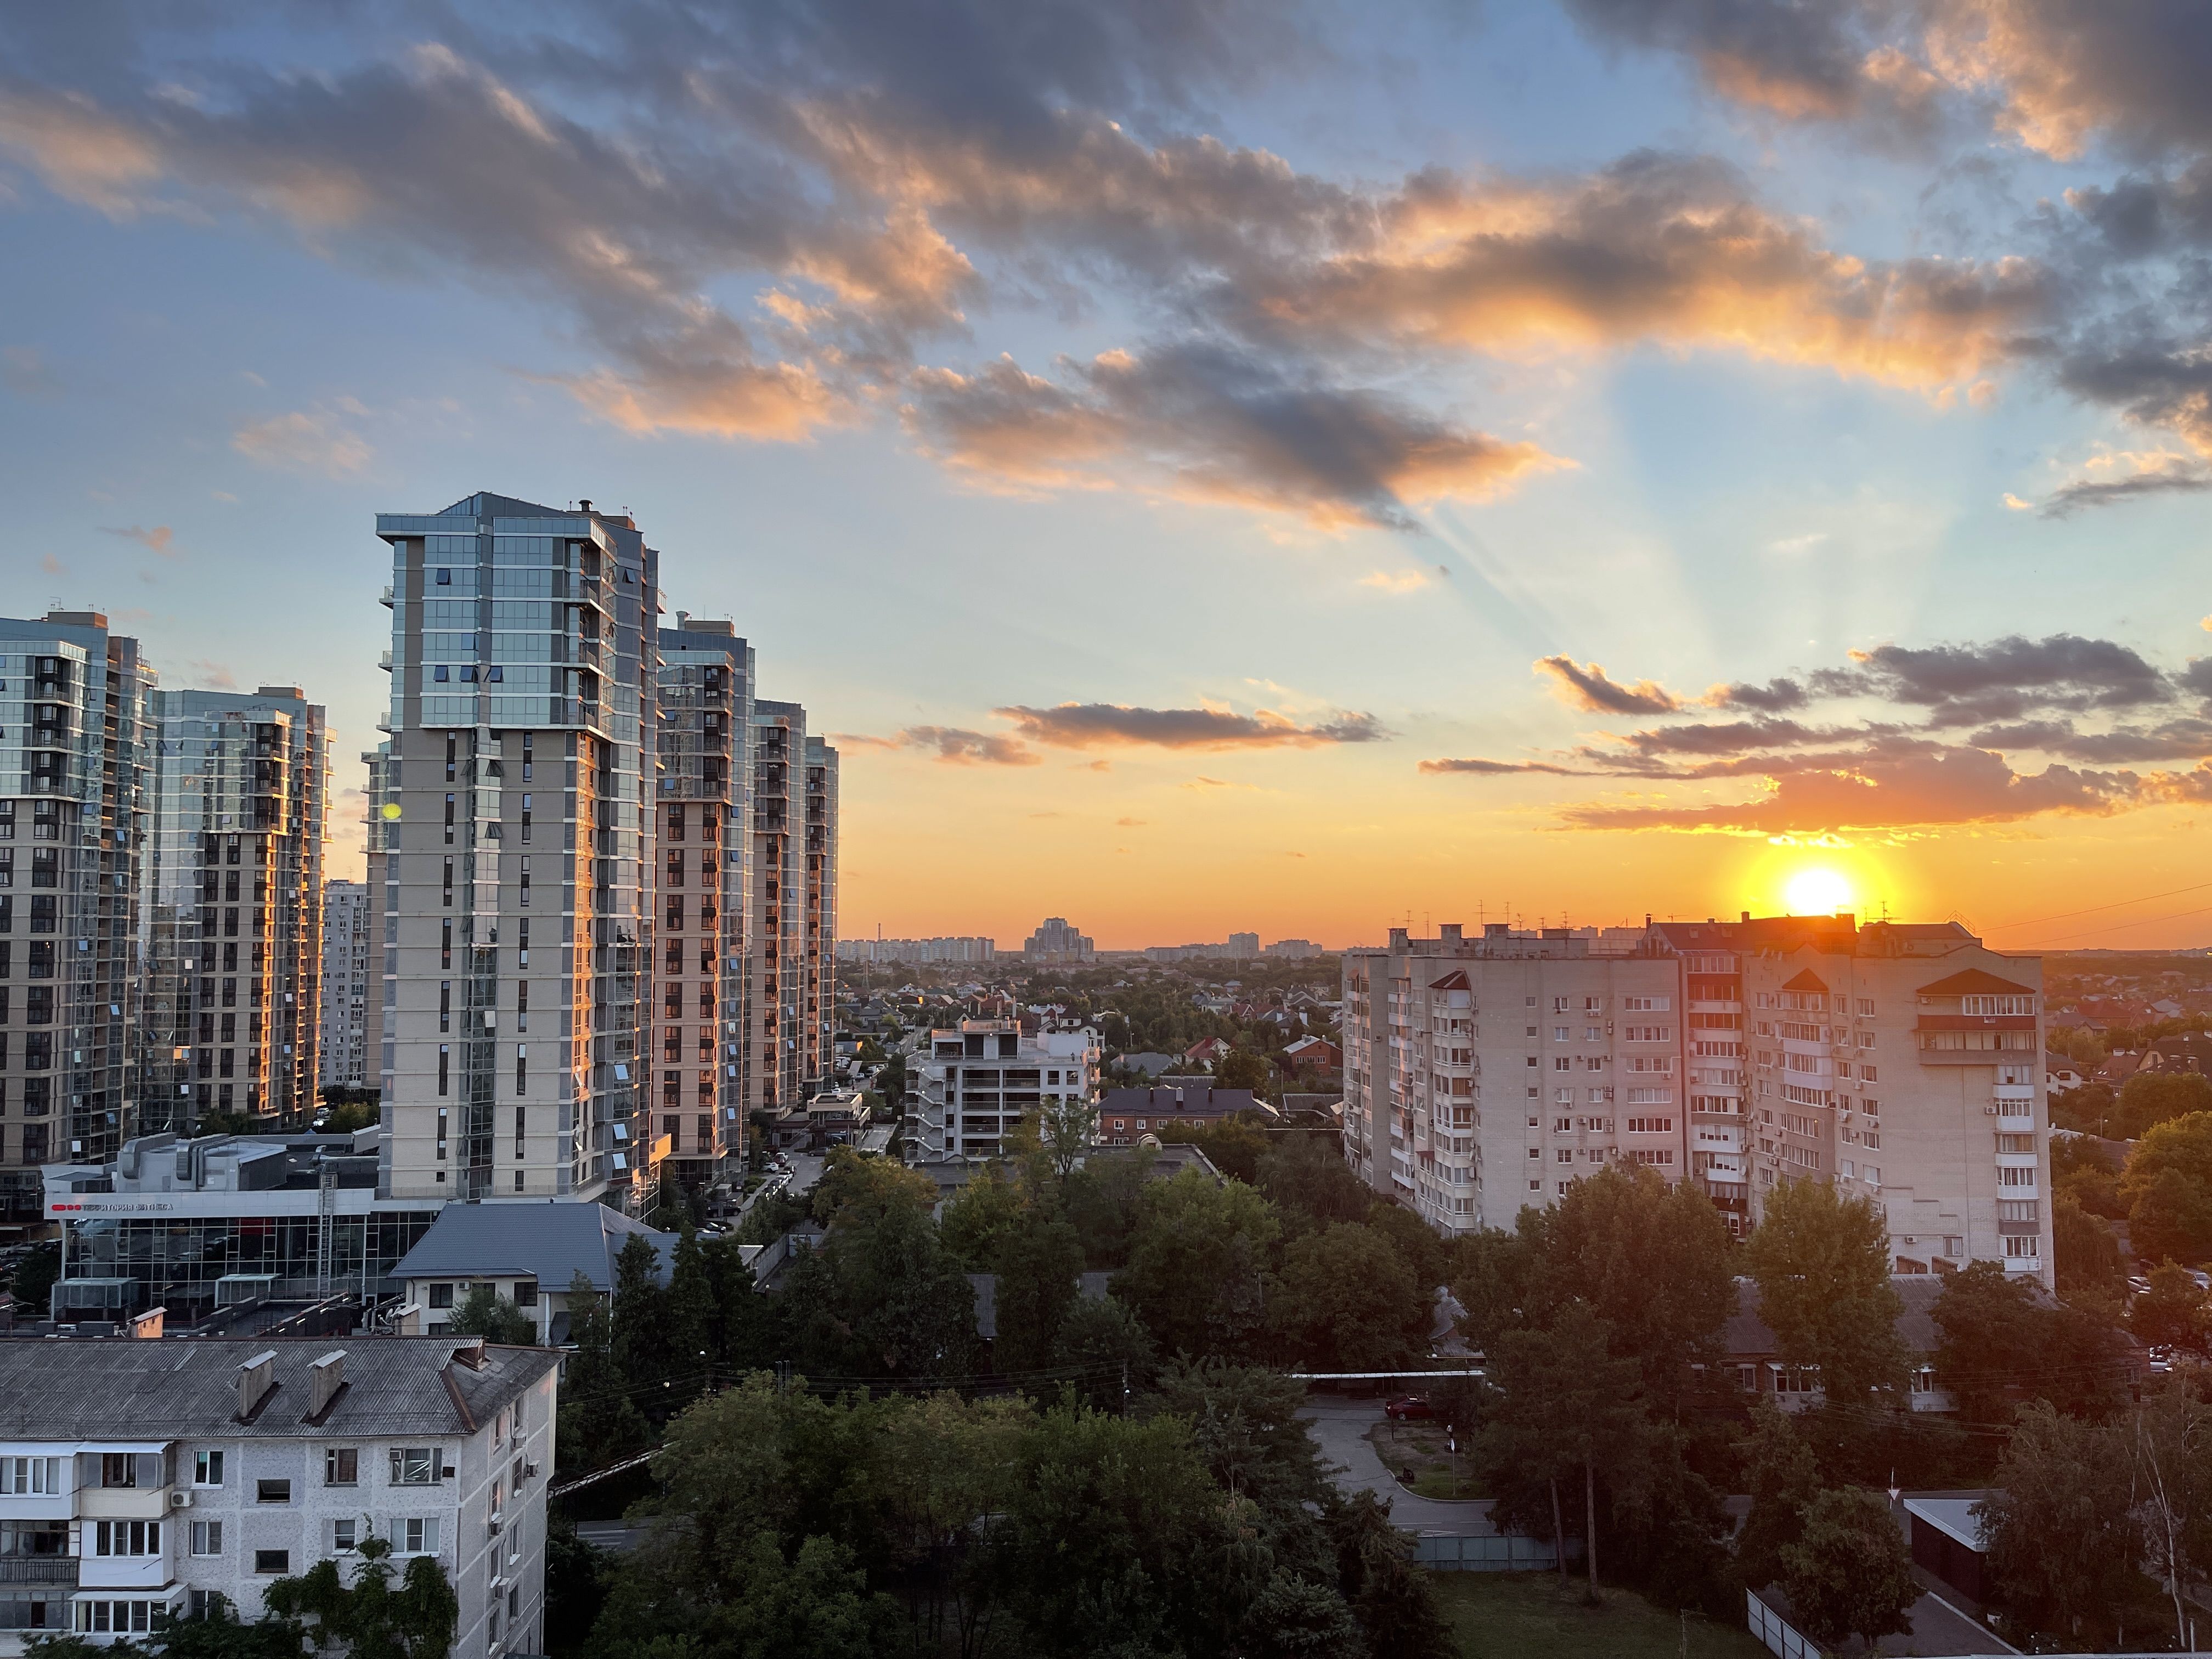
[0,1335,557,1656]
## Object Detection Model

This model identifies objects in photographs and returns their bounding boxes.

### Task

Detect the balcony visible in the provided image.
[380,586,396,607]
[0,1558,77,1585]
[1997,1113,2036,1133]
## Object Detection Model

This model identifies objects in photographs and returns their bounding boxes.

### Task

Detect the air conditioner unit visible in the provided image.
[1983,1105,1998,1115]
[170,1492,192,1509]
[488,1517,502,1536]
[524,1463,539,1479]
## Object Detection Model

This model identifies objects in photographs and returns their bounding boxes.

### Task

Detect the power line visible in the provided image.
[2016,901,2212,949]
[1991,878,2212,933]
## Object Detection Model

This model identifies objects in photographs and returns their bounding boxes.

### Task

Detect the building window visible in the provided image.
[397,1517,441,1554]
[0,1457,62,1494]
[254,1550,290,1575]
[93,1522,161,1558]
[514,1281,538,1308]
[189,1521,223,1556]
[428,1284,453,1310]
[330,1519,358,1554]
[325,1448,358,1487]
[390,1448,441,1486]
[256,1479,291,1504]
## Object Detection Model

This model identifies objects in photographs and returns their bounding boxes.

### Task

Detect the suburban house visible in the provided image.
[0,1336,557,1656]
[389,1204,676,1344]
[1097,1085,1265,1145]
[1282,1035,1342,1072]
[1723,1276,1953,1411]
[1181,1037,1232,1068]
[2141,1033,2212,1076]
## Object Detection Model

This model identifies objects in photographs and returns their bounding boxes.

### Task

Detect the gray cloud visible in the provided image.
[996,701,1387,749]
[1533,655,1682,715]
[1419,757,1582,775]
[1829,633,2175,720]
[2039,459,2212,516]
[1706,676,1809,712]
[893,725,1040,765]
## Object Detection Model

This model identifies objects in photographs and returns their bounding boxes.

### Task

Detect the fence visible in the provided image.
[1412,1531,1565,1572]
[1747,1589,1820,1659]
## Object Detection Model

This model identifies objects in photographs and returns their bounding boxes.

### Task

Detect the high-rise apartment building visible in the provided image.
[803,734,838,1093]
[1342,924,1685,1234]
[319,878,372,1088]
[372,493,658,1210]
[1342,914,2053,1284]
[1652,915,2051,1282]
[836,936,994,966]
[1023,917,1094,963]
[749,701,808,1115]
[140,686,329,1135]
[0,612,153,1217]
[652,619,754,1188]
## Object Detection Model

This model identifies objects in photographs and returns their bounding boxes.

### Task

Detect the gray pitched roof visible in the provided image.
[0,1337,558,1441]
[1725,1274,1961,1360]
[391,1201,677,1295]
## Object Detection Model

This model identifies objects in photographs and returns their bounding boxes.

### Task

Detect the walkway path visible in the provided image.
[1299,1397,1501,1533]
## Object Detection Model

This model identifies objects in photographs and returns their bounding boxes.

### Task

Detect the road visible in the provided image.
[1299,1397,1504,1533]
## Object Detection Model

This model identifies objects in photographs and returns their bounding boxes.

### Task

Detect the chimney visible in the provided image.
[1741,911,1751,924]
[1438,923,1463,945]
[449,1338,487,1371]
[236,1350,279,1419]
[577,498,592,515]
[309,1350,347,1417]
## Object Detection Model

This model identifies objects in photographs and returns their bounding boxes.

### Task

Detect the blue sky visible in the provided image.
[4,0,2210,949]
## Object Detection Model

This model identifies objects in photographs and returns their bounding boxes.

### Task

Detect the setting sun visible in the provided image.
[1782,866,1855,917]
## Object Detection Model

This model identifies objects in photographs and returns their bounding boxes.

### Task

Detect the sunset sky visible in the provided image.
[3,1,2210,952]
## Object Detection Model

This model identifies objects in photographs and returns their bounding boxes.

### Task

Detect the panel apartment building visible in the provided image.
[318,879,371,1090]
[803,735,838,1095]
[1342,924,1686,1233]
[371,494,658,1211]
[0,612,154,1222]
[652,618,755,1186]
[0,1336,558,1657]
[905,1018,1102,1161]
[140,687,329,1134]
[1651,915,2052,1282]
[1342,915,2053,1284]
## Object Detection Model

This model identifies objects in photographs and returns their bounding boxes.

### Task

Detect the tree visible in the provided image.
[1932,1260,2049,1426]
[2053,1190,2125,1300]
[557,1272,650,1475]
[1113,1169,1282,1359]
[447,1284,537,1345]
[1518,1163,1735,1414]
[1050,1294,1157,1412]
[1743,1177,1906,1401]
[1330,1489,1453,1659]
[992,1210,1085,1374]
[1775,1488,1918,1652]
[2130,1167,2212,1267]
[785,1198,978,1381]
[2115,1070,2212,1138]
[1032,1098,1099,1181]
[937,1165,1026,1271]
[1360,1201,1447,1299]
[1979,1403,2141,1645]
[1479,1302,1650,1599]
[1147,1360,1329,1524]
[699,1237,776,1373]
[263,1531,460,1659]
[1240,1572,1362,1659]
[809,1147,937,1229]
[612,1232,674,1398]
[2132,1261,2209,1351]
[2052,1130,2126,1216]
[7,1242,59,1315]
[1732,1397,1821,1592]
[1254,1135,1372,1236]
[1061,1148,1154,1268]
[663,1227,718,1402]
[2129,1385,2212,1649]
[1216,1048,1274,1101]
[1271,1221,1431,1371]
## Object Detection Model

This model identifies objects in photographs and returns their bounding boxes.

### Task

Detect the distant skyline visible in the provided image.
[3,2,2210,953]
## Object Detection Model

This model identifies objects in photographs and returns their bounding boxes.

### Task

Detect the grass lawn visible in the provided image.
[1369,1420,1487,1500]
[1436,1572,1766,1659]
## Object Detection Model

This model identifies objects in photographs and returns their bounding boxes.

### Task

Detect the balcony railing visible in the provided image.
[0,1558,78,1585]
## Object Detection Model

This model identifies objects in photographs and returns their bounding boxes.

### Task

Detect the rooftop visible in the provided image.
[391,1202,676,1294]
[0,1337,557,1441]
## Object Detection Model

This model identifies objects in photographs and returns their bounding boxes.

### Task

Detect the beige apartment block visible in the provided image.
[652,619,754,1186]
[1341,924,1689,1234]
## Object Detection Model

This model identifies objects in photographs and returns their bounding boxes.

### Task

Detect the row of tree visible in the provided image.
[556,1365,1447,1659]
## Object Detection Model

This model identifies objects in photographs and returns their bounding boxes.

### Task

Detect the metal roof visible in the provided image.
[0,1338,557,1441]
[390,1202,676,1295]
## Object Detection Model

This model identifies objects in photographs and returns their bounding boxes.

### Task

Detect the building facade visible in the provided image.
[140,687,329,1135]
[802,735,838,1097]
[319,881,371,1090]
[748,701,806,1117]
[372,494,658,1211]
[1341,924,1686,1234]
[652,620,754,1189]
[0,612,155,1220]
[1022,918,1093,963]
[905,1019,1100,1160]
[0,1336,557,1657]
[836,937,994,967]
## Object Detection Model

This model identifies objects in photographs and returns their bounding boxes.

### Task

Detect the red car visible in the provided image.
[1383,1395,1434,1421]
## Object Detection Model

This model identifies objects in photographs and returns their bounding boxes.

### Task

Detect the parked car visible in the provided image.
[1383,1395,1433,1421]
